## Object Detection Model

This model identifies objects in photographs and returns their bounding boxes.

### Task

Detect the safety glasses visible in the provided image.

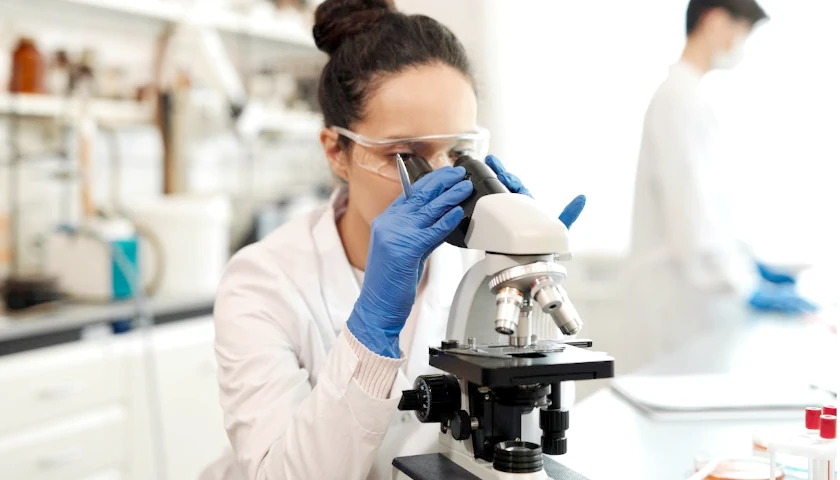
[331,126,491,182]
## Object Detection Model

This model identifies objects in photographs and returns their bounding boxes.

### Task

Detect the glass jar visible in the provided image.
[8,37,44,94]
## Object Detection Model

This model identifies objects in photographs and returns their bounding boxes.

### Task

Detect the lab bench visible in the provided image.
[560,315,835,479]
[0,295,215,356]
[0,297,226,480]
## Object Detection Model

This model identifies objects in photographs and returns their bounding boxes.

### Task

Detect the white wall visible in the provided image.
[705,0,840,266]
[421,0,840,265]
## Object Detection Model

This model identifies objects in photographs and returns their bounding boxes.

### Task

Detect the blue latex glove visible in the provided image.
[347,167,473,358]
[756,262,797,285]
[748,284,819,315]
[485,155,586,228]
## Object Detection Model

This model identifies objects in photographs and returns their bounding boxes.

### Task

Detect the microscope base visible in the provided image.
[392,453,590,480]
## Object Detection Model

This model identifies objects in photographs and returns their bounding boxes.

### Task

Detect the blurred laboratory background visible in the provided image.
[0,0,838,479]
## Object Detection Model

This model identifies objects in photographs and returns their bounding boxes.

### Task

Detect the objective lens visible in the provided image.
[531,279,583,336]
[495,287,524,335]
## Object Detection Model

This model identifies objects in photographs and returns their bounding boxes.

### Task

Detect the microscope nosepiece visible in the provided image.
[494,287,524,335]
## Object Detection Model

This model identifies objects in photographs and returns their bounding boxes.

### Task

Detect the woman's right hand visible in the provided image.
[346,167,473,358]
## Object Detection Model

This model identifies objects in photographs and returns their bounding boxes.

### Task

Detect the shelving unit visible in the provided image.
[0,94,156,126]
[16,0,318,49]
[59,0,186,22]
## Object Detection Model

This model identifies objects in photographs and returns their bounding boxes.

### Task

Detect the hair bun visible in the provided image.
[313,0,396,55]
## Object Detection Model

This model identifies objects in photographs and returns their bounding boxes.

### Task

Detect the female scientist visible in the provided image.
[201,1,585,479]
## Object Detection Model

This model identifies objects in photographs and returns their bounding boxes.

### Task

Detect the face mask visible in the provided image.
[712,34,747,70]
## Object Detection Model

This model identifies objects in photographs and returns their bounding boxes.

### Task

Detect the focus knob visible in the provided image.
[397,374,461,423]
[450,410,473,441]
[398,390,424,412]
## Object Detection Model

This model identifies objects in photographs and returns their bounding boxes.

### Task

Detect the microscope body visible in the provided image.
[393,176,614,480]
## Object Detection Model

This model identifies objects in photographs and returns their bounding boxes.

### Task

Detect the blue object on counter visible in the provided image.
[111,319,134,334]
[756,262,797,285]
[748,283,819,315]
[111,236,139,301]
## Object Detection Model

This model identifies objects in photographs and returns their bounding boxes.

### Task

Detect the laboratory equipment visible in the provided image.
[765,407,838,480]
[392,155,614,480]
[130,195,231,298]
[8,37,44,94]
[44,219,163,302]
[690,457,784,480]
[2,89,61,311]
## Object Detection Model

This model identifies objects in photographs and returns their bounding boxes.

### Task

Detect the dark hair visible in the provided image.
[313,0,473,134]
[686,0,768,35]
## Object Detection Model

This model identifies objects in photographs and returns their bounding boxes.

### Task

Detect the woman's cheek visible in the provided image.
[367,181,402,223]
[351,169,403,225]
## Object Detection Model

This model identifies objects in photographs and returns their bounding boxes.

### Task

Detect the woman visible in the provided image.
[203,1,585,478]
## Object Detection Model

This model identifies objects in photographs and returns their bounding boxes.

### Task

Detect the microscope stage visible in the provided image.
[428,344,614,387]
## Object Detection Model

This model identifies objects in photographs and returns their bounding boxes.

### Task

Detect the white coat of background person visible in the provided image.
[199,1,586,479]
[624,0,770,373]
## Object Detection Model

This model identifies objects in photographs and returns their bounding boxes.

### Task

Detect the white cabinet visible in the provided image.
[0,316,229,480]
[115,316,229,480]
[0,340,128,480]
[0,407,126,480]
[0,341,124,434]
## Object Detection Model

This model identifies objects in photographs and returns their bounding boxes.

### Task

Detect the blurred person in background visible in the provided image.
[625,0,817,371]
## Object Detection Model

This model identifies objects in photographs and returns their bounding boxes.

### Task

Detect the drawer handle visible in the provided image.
[37,384,86,400]
[37,448,83,469]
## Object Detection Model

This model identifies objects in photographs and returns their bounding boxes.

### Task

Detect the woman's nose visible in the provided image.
[429,151,455,169]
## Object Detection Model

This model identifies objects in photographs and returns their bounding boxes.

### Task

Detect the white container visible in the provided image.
[131,195,232,298]
[44,218,141,301]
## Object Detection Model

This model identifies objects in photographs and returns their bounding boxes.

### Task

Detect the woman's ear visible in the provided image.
[321,128,350,182]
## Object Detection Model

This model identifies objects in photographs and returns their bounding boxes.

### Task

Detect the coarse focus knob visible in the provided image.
[398,390,424,412]
[397,375,461,423]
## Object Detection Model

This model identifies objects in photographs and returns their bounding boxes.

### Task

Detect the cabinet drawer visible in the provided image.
[0,341,123,433]
[0,407,126,480]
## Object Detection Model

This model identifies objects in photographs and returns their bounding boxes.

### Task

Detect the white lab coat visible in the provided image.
[624,61,755,372]
[200,187,482,480]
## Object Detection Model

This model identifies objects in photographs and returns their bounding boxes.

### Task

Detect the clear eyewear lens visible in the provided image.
[332,127,490,181]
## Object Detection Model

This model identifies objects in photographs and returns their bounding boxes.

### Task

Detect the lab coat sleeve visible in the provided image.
[650,101,754,296]
[214,246,405,480]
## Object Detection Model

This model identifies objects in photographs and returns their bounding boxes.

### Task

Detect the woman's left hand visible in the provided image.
[485,155,587,229]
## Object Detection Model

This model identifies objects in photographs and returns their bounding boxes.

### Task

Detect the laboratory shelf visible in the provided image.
[200,10,316,48]
[59,0,186,22]
[0,93,156,125]
[13,0,318,49]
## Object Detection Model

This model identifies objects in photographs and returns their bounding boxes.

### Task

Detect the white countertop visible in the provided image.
[0,294,215,344]
[560,316,837,479]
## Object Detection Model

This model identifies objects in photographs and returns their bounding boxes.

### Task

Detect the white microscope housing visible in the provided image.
[393,189,614,480]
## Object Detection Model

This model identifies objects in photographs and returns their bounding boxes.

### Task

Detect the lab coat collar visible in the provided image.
[312,186,361,333]
[672,60,704,84]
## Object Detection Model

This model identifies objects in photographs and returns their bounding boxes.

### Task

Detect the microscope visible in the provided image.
[392,155,614,480]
